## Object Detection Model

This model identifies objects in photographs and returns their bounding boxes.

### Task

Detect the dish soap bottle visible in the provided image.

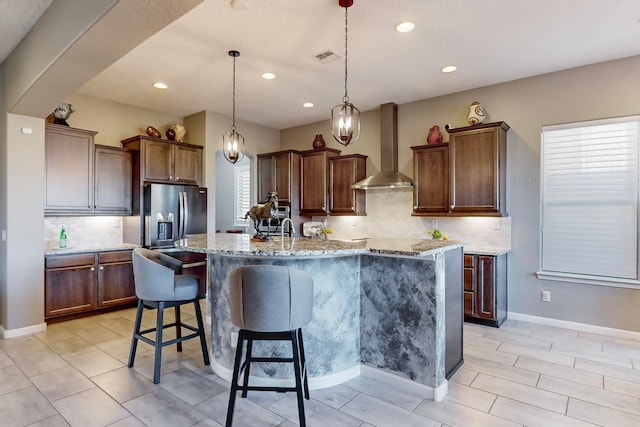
[59,226,67,249]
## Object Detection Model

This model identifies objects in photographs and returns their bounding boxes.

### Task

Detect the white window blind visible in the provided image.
[234,163,251,226]
[541,116,640,280]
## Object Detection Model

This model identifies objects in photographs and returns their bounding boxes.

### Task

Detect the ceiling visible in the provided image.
[4,0,640,130]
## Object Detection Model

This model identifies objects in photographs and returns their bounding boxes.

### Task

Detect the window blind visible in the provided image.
[541,117,640,280]
[234,163,251,225]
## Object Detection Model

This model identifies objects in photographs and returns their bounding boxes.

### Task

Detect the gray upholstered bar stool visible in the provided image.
[225,265,314,427]
[128,248,210,384]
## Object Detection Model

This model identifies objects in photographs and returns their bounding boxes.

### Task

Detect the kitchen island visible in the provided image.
[176,234,464,401]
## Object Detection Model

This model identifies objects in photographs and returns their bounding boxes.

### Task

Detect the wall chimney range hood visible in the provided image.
[351,102,413,190]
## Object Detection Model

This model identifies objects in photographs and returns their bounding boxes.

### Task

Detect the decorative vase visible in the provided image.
[427,125,443,144]
[467,101,486,125]
[170,124,187,142]
[145,126,162,139]
[165,128,176,140]
[312,134,326,149]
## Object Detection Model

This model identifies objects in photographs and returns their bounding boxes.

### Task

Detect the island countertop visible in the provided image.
[175,233,464,257]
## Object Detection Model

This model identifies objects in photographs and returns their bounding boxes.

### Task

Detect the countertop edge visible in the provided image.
[44,243,140,256]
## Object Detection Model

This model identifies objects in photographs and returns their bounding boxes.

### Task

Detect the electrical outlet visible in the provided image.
[231,331,238,347]
[494,220,502,230]
[431,220,438,228]
[542,290,551,302]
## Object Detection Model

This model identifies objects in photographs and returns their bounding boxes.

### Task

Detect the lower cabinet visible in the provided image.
[45,250,135,321]
[463,253,507,327]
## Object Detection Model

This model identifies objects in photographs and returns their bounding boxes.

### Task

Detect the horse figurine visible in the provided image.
[244,191,278,240]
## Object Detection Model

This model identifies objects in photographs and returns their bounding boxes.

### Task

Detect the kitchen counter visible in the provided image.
[463,246,511,256]
[44,243,139,256]
[178,233,464,401]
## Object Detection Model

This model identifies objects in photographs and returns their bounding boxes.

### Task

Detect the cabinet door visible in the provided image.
[45,260,97,319]
[45,124,95,212]
[463,255,476,316]
[329,155,366,215]
[174,144,202,185]
[300,152,328,215]
[274,153,293,203]
[449,123,507,215]
[143,140,173,182]
[476,255,496,320]
[412,145,449,214]
[257,155,275,202]
[98,251,135,307]
[94,146,132,212]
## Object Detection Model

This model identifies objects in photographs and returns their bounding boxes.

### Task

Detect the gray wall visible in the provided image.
[281,55,640,332]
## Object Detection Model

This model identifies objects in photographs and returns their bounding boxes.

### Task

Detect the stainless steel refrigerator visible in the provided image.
[143,183,207,248]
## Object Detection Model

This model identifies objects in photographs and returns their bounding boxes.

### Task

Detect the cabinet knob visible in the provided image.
[169,176,173,180]
[90,267,95,272]
[176,177,180,181]
[450,204,455,210]
[99,266,104,270]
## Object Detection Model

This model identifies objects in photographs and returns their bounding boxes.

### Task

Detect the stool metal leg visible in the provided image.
[127,299,144,368]
[298,328,310,399]
[291,330,307,427]
[241,338,254,398]
[226,330,245,427]
[193,299,210,365]
[153,302,165,384]
[175,306,183,352]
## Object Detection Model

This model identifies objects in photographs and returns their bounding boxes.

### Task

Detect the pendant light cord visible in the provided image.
[343,5,349,104]
[232,54,237,133]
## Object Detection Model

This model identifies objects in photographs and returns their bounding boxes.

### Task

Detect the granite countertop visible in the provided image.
[175,233,464,257]
[463,246,511,256]
[44,243,139,256]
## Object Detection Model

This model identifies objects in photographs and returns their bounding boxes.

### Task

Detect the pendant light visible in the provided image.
[223,50,245,164]
[331,0,360,146]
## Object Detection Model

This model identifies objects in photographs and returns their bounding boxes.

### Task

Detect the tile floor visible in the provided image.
[2,304,640,426]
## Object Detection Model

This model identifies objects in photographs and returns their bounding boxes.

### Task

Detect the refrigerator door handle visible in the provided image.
[183,191,189,238]
[178,191,185,239]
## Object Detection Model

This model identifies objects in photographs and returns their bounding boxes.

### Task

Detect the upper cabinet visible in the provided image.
[121,135,203,186]
[45,124,96,213]
[300,148,341,216]
[412,121,509,217]
[329,154,367,216]
[257,150,300,204]
[45,124,132,215]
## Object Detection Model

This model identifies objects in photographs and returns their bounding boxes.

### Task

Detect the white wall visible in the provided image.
[281,55,640,332]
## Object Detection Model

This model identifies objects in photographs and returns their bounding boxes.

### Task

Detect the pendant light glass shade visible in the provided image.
[223,50,245,164]
[331,0,360,147]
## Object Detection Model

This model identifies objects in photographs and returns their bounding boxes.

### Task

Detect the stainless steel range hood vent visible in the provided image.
[351,102,413,190]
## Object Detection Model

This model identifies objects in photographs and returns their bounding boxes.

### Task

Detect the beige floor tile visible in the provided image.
[106,416,147,427]
[575,357,640,384]
[498,342,575,367]
[415,398,522,427]
[28,414,71,426]
[463,322,490,337]
[515,356,603,388]
[464,334,501,350]
[73,323,127,345]
[538,374,640,415]
[197,391,284,427]
[512,321,578,339]
[270,393,366,427]
[463,343,518,366]
[46,336,99,359]
[90,366,158,403]
[30,366,95,401]
[567,397,640,427]
[463,354,540,387]
[445,381,497,412]
[13,349,69,377]
[0,386,58,427]
[482,329,552,350]
[0,365,32,395]
[305,383,359,409]
[0,335,48,357]
[34,325,76,346]
[449,366,478,386]
[471,373,568,414]
[341,393,441,427]
[0,348,13,368]
[578,331,640,348]
[96,336,140,360]
[193,418,224,427]
[603,342,640,359]
[159,367,226,406]
[491,396,599,427]
[66,349,124,377]
[604,375,640,398]
[53,387,131,427]
[553,343,633,368]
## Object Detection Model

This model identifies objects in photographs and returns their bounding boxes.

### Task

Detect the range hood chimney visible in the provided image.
[351,102,413,190]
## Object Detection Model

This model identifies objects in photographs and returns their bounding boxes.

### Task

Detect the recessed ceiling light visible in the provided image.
[395,21,415,33]
[441,65,457,73]
[153,82,168,89]
[262,72,276,80]
[303,102,314,108]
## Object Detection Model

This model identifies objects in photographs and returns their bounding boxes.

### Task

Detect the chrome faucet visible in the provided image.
[281,218,296,239]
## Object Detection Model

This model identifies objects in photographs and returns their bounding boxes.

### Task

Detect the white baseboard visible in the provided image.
[359,365,448,402]
[0,322,47,339]
[508,312,640,341]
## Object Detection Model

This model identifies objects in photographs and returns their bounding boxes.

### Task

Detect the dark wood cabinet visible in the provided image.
[161,250,208,297]
[94,145,132,213]
[463,253,507,327]
[257,150,300,204]
[411,144,450,215]
[329,154,367,216]
[121,135,203,186]
[448,122,509,216]
[300,148,341,216]
[45,124,96,213]
[45,250,135,321]
[411,122,508,217]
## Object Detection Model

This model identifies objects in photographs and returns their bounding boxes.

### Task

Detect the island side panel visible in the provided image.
[445,247,464,379]
[360,254,445,388]
[209,254,361,383]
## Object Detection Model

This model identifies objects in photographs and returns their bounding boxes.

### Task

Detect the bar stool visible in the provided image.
[225,265,314,427]
[128,248,210,384]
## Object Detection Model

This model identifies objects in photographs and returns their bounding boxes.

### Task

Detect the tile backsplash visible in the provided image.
[313,188,511,249]
[44,216,124,250]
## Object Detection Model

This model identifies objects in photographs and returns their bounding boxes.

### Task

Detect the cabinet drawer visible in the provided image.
[99,250,132,263]
[463,268,475,292]
[464,255,475,268]
[46,253,95,269]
